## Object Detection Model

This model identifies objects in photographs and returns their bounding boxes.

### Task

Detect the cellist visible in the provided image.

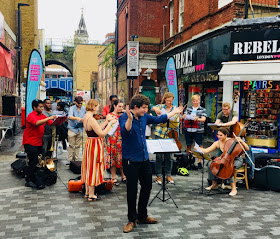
[215,102,238,127]
[195,127,249,196]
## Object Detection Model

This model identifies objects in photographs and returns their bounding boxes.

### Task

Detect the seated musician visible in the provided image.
[152,92,180,185]
[215,102,238,127]
[195,127,249,196]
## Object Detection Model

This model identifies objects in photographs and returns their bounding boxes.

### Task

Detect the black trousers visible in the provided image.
[122,158,152,223]
[24,144,42,183]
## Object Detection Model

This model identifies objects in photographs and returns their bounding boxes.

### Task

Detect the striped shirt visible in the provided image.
[184,106,207,133]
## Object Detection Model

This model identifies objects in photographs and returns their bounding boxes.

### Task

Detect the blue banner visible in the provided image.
[26,49,44,118]
[165,57,178,107]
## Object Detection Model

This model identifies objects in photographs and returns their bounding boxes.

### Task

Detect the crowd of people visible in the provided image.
[22,92,249,233]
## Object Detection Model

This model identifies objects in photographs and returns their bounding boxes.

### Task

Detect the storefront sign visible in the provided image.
[0,12,4,44]
[165,57,178,106]
[181,72,218,83]
[26,49,44,118]
[231,29,280,61]
[243,80,280,90]
[127,41,139,77]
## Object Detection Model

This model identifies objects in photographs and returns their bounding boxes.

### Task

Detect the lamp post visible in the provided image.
[16,3,30,96]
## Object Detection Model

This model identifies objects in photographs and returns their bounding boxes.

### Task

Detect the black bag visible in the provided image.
[70,161,82,174]
[34,167,57,189]
[11,159,27,177]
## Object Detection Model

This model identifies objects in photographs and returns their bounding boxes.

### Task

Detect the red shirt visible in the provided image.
[102,105,110,116]
[22,110,53,146]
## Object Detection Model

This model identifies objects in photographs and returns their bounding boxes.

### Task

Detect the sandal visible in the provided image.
[88,195,102,201]
[84,194,89,198]
[112,178,120,186]
[122,176,127,184]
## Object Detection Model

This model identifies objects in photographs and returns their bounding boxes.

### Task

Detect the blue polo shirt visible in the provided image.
[119,112,168,162]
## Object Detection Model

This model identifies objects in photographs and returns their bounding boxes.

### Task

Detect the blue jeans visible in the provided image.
[155,136,173,177]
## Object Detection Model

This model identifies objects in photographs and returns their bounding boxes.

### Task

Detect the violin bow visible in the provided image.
[232,132,255,167]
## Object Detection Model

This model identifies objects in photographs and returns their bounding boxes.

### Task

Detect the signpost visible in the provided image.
[127,41,139,77]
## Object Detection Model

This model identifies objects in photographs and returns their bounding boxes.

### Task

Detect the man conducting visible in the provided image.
[119,94,183,233]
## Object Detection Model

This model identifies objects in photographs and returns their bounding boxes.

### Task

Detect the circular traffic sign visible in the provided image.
[129,47,137,56]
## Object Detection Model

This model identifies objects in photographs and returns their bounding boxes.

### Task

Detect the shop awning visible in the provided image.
[0,45,13,79]
[218,60,280,81]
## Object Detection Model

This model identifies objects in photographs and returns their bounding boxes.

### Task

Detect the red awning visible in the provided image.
[0,45,13,79]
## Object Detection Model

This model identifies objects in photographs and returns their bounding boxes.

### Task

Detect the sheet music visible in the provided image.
[146,139,179,153]
[194,142,204,154]
[160,108,175,121]
[159,139,179,152]
[108,121,119,136]
[207,123,219,127]
[185,115,195,120]
[146,140,162,154]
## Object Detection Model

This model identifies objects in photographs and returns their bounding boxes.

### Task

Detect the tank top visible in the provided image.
[85,116,99,137]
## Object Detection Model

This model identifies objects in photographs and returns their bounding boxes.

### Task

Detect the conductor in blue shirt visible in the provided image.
[120,94,183,233]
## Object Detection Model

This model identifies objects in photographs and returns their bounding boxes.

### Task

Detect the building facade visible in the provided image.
[73,44,106,95]
[116,0,280,151]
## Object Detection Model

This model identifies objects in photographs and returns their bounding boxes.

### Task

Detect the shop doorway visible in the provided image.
[141,79,156,109]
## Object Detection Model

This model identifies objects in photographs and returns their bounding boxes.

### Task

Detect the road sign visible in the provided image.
[127,41,139,77]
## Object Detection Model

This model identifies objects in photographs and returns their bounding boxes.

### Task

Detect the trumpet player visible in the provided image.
[42,99,54,159]
[23,99,57,189]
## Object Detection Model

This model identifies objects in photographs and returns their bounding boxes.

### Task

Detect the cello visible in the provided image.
[229,90,246,137]
[210,120,250,180]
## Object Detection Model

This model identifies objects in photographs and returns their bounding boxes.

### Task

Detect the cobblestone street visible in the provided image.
[0,133,280,239]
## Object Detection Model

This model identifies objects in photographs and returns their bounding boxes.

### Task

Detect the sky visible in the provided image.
[38,0,117,43]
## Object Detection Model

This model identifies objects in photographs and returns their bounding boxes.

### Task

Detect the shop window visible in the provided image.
[242,81,279,149]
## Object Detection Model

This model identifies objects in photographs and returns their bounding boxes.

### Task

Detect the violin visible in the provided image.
[168,129,182,150]
[93,114,106,120]
[210,120,250,179]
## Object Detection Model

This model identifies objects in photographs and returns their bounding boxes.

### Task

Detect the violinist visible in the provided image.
[102,95,118,116]
[183,94,207,170]
[215,102,238,127]
[152,92,180,185]
[105,100,126,185]
[195,127,249,196]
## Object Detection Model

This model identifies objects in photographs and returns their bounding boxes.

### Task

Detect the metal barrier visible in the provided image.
[0,116,15,149]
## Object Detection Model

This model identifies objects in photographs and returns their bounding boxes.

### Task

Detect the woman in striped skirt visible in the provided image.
[82,99,117,201]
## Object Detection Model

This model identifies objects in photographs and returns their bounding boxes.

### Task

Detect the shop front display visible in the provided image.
[219,27,280,152]
[241,83,279,149]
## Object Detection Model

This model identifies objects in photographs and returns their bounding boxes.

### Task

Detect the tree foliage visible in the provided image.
[45,45,74,61]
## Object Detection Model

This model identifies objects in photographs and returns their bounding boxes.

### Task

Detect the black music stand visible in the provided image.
[191,150,212,196]
[147,139,180,208]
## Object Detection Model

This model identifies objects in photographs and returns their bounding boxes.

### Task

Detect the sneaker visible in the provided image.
[25,181,37,188]
[155,176,162,185]
[123,222,136,233]
[198,162,202,170]
[166,176,174,184]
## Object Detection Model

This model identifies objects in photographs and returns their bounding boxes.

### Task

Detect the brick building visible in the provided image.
[0,0,38,113]
[116,0,280,151]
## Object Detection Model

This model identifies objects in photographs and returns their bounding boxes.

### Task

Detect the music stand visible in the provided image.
[147,139,180,208]
[191,150,212,196]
